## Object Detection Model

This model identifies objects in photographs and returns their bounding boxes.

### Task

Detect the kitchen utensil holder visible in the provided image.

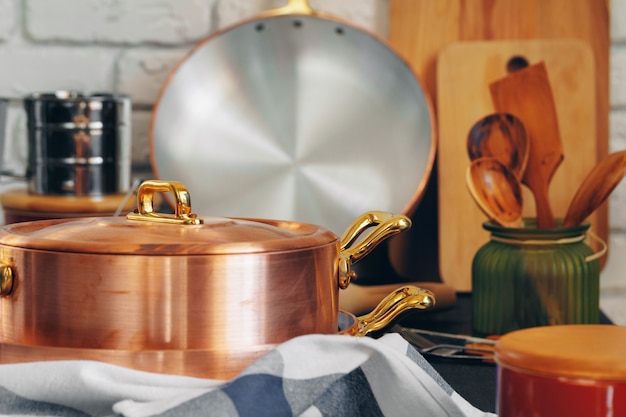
[472,218,603,336]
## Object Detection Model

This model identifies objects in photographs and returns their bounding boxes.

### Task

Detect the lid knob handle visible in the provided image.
[126,180,204,225]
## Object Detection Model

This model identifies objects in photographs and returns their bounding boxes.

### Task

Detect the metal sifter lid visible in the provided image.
[149,0,435,236]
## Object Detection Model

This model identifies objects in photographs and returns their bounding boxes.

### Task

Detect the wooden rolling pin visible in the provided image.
[339,282,457,316]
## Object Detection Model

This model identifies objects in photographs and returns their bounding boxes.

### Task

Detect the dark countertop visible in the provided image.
[395,292,613,413]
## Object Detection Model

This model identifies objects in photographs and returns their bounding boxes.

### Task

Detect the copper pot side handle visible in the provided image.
[355,285,435,337]
[340,282,456,316]
[338,211,412,289]
[126,180,203,225]
[0,263,14,296]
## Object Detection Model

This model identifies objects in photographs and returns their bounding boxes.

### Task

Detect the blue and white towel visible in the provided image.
[0,333,496,417]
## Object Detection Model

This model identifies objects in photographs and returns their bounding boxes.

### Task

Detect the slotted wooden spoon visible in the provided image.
[467,112,529,179]
[490,61,563,228]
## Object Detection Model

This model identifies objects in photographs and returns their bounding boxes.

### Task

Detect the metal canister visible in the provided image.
[24,91,131,195]
[1,91,131,196]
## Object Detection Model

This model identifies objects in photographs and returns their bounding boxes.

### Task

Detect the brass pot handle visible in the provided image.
[355,285,435,337]
[338,211,411,289]
[127,180,203,225]
[260,0,314,17]
[0,263,14,296]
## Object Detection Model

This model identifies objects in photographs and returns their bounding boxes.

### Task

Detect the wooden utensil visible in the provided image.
[436,40,597,291]
[563,150,626,227]
[387,2,609,288]
[490,61,563,229]
[466,157,523,228]
[467,113,528,179]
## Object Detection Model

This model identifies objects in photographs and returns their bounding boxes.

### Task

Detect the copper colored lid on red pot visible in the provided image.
[495,325,626,381]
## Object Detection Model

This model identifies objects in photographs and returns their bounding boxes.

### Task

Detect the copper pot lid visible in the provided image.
[0,180,336,255]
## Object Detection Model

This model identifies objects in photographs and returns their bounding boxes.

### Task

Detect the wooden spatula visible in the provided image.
[490,61,563,228]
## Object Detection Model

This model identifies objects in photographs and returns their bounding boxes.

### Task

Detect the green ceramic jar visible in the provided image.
[472,219,602,337]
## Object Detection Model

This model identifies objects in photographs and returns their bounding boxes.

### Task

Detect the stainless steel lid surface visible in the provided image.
[150,7,435,235]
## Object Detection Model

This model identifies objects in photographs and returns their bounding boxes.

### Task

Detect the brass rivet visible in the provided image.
[0,264,14,296]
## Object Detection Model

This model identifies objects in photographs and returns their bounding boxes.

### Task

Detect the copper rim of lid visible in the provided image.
[495,325,626,381]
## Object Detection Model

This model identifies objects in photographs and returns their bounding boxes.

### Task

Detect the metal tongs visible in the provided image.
[392,325,497,362]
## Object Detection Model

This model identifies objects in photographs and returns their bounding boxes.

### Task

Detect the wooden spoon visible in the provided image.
[490,61,563,228]
[466,157,523,228]
[467,113,529,179]
[563,150,626,227]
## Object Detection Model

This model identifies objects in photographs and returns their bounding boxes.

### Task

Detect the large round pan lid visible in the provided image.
[0,181,337,256]
[150,4,435,235]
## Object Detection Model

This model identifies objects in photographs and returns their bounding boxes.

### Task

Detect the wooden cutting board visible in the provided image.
[385,0,608,289]
[437,39,596,291]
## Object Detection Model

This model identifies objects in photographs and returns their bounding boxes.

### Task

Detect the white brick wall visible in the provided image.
[0,49,113,94]
[0,0,388,169]
[0,0,14,40]
[606,0,626,323]
[0,0,625,322]
[25,0,216,44]
[215,0,387,32]
[613,0,626,42]
[117,49,188,105]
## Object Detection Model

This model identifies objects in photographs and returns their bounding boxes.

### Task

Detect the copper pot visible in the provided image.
[0,180,434,378]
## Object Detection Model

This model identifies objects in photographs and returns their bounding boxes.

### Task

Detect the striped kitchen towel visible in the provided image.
[0,333,495,417]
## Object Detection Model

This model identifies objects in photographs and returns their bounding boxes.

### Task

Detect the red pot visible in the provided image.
[496,325,626,416]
